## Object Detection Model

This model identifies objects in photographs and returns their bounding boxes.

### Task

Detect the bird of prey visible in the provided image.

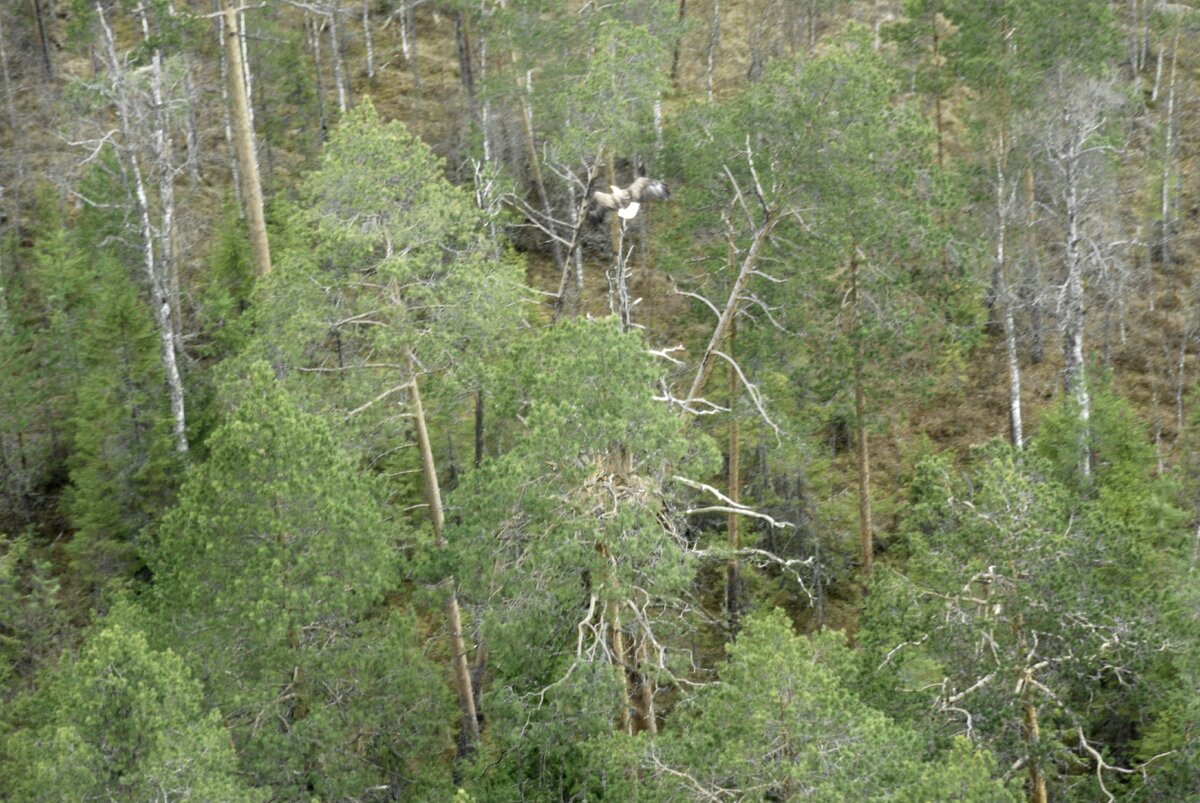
[587,176,671,223]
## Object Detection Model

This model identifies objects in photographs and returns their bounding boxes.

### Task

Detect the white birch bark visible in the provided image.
[706,0,720,102]
[1160,22,1178,265]
[97,3,189,453]
[139,10,183,350]
[327,0,349,113]
[1062,150,1091,477]
[361,0,375,79]
[995,144,1023,450]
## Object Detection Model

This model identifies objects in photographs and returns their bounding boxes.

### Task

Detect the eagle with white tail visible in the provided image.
[587,176,671,224]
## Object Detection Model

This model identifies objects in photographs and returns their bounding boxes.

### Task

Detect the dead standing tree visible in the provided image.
[1035,68,1125,479]
[89,2,189,453]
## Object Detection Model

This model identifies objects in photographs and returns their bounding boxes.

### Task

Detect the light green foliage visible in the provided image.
[477,0,677,161]
[663,27,949,562]
[452,318,718,798]
[0,534,67,696]
[145,362,452,796]
[61,245,179,590]
[9,164,180,592]
[637,609,1014,801]
[258,99,522,448]
[1,616,251,802]
[860,407,1189,799]
[938,0,1121,98]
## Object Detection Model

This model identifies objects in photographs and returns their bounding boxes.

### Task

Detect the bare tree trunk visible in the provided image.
[474,388,484,468]
[97,3,189,454]
[609,220,635,331]
[1062,155,1091,478]
[140,10,183,350]
[30,0,53,80]
[1023,167,1045,364]
[361,0,375,79]
[0,10,25,218]
[995,144,1023,450]
[1022,672,1048,803]
[670,0,686,86]
[519,71,563,271]
[1175,328,1189,440]
[328,0,349,113]
[306,12,329,142]
[399,0,422,100]
[407,364,481,757]
[454,10,474,101]
[635,636,657,735]
[851,251,873,576]
[706,0,720,102]
[1159,21,1179,266]
[683,211,778,413]
[164,1,202,190]
[216,6,242,204]
[221,0,272,277]
[727,316,741,634]
[238,4,256,134]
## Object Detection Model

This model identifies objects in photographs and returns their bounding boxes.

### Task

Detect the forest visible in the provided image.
[1,0,1199,800]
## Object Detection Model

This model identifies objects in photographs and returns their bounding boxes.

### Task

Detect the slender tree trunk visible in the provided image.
[163,1,202,190]
[727,317,741,634]
[30,0,53,80]
[140,11,183,351]
[455,10,475,101]
[1018,648,1048,803]
[474,388,484,468]
[361,0,375,79]
[0,10,25,218]
[609,220,634,331]
[221,0,272,277]
[97,2,189,455]
[851,251,873,576]
[216,7,242,205]
[706,0,720,102]
[995,145,1023,450]
[635,637,657,735]
[237,4,256,134]
[1062,151,1090,478]
[609,593,631,734]
[1023,166,1044,364]
[407,364,481,756]
[670,0,686,86]
[683,211,778,414]
[306,12,329,142]
[328,0,349,113]
[399,0,422,100]
[1159,22,1179,266]
[519,71,563,271]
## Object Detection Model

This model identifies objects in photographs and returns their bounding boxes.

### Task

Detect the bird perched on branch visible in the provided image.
[587,176,671,224]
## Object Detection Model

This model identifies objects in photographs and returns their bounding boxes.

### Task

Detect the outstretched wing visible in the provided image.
[587,189,619,223]
[627,176,670,202]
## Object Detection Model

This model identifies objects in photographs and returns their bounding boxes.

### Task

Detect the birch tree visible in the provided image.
[75,2,190,453]
[1033,69,1125,478]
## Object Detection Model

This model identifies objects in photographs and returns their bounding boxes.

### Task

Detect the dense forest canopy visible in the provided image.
[1,0,1199,800]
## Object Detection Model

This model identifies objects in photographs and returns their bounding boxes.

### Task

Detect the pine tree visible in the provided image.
[2,615,252,801]
[144,362,452,796]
